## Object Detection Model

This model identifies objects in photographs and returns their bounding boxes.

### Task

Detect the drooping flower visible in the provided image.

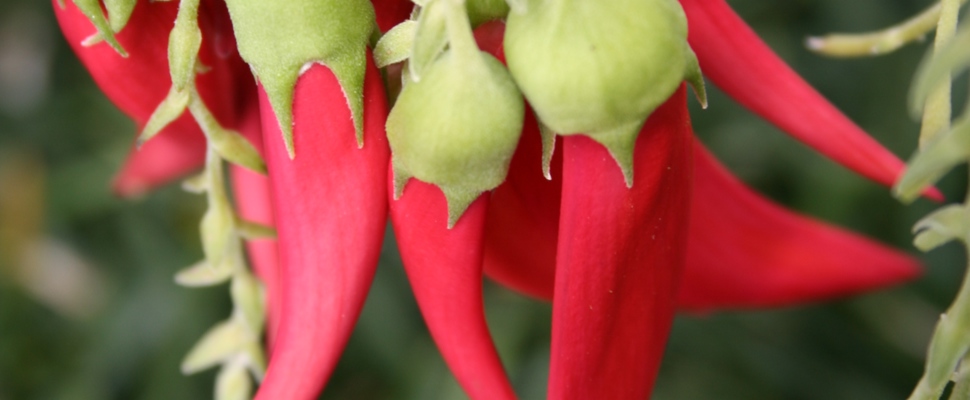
[53,0,928,399]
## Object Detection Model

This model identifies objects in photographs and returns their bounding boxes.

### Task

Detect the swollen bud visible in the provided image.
[504,0,705,186]
[387,49,524,228]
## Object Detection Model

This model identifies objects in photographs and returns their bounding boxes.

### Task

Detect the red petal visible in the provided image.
[254,58,389,399]
[679,0,941,201]
[478,12,920,309]
[482,109,559,300]
[548,87,693,399]
[53,0,249,196]
[390,179,516,400]
[371,0,413,33]
[678,145,921,311]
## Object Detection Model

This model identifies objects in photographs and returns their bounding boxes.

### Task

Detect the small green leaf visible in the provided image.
[375,20,418,68]
[894,119,970,203]
[72,0,127,56]
[215,361,252,400]
[911,26,970,115]
[913,205,969,251]
[181,320,248,374]
[234,218,277,240]
[103,0,137,34]
[242,342,267,380]
[182,172,208,194]
[231,271,265,334]
[174,259,232,287]
[138,88,190,147]
[188,95,266,174]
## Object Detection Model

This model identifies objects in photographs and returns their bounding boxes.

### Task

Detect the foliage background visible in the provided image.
[0,0,967,399]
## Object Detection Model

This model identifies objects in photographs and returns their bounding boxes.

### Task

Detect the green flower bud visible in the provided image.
[387,49,524,228]
[504,0,705,186]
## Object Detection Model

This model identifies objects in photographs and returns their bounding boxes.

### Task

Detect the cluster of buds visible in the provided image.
[53,0,941,398]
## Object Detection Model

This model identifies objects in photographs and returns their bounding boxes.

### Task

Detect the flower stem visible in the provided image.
[909,255,970,400]
[806,0,967,58]
[920,0,961,148]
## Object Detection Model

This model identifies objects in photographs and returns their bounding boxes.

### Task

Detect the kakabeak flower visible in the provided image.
[53,0,933,399]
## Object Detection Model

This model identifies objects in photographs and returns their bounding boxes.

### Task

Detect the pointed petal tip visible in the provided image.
[111,175,148,199]
[925,187,945,202]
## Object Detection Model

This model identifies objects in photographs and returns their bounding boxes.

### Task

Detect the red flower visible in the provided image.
[54,0,927,399]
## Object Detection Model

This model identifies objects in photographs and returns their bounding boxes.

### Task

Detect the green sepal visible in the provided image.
[241,341,267,380]
[188,95,267,174]
[441,185,485,228]
[684,48,707,109]
[234,218,277,240]
[215,361,252,400]
[182,172,208,194]
[169,0,202,91]
[376,20,418,68]
[586,120,644,188]
[913,205,969,251]
[539,122,556,180]
[230,271,265,334]
[174,259,232,287]
[410,0,448,81]
[910,24,970,116]
[181,320,249,375]
[72,0,128,56]
[224,0,374,157]
[104,0,137,33]
[894,118,970,203]
[138,87,190,147]
[392,162,411,200]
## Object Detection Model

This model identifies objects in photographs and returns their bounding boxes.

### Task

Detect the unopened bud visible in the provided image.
[504,0,705,185]
[388,49,524,227]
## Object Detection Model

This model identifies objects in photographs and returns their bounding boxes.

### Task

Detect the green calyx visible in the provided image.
[69,0,138,56]
[224,0,375,158]
[408,0,510,80]
[504,0,705,186]
[388,0,524,228]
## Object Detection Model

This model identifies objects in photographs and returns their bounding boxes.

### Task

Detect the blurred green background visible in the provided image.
[0,0,967,399]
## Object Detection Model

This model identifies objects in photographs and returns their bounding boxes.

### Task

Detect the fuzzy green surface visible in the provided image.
[504,0,691,136]
[387,50,523,219]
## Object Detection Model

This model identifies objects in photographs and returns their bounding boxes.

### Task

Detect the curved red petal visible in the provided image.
[254,58,389,399]
[679,0,941,201]
[482,109,559,300]
[678,144,921,311]
[390,178,516,400]
[548,87,693,399]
